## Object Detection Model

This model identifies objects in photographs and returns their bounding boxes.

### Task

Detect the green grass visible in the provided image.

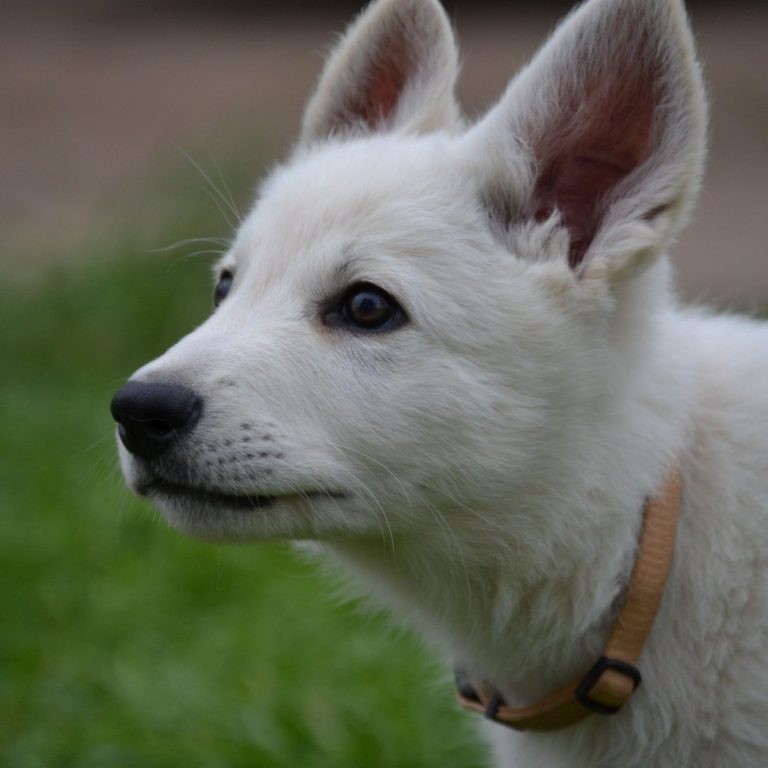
[0,216,486,766]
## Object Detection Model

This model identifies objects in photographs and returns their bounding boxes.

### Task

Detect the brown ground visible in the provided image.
[2,7,766,306]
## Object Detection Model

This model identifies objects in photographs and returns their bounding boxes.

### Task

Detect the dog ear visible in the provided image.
[467,0,707,277]
[300,0,460,145]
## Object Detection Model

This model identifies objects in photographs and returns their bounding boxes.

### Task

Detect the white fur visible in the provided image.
[117,0,768,765]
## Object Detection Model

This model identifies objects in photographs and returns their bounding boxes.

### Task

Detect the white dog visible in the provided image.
[112,0,768,765]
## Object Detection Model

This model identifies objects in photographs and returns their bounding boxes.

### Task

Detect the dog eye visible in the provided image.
[327,282,406,332]
[213,270,234,308]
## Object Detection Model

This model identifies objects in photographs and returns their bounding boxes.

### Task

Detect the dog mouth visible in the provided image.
[138,478,347,511]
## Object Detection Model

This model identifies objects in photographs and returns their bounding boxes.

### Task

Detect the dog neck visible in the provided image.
[324,483,647,706]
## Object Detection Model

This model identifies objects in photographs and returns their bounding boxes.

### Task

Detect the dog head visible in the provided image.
[113,0,706,542]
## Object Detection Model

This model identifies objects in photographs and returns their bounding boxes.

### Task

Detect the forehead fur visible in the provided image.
[235,133,494,271]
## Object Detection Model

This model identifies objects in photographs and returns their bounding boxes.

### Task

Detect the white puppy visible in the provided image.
[112,0,768,765]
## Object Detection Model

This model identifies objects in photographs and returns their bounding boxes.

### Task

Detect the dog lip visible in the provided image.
[138,478,347,511]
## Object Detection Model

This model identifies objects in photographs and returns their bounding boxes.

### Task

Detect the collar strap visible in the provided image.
[455,466,682,732]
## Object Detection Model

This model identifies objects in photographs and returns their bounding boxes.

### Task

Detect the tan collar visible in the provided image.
[455,466,682,732]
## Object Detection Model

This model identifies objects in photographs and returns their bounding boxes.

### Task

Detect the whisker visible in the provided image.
[73,430,116,459]
[176,146,240,231]
[202,187,238,232]
[142,236,232,254]
[168,249,228,270]
[333,442,414,515]
[208,149,242,224]
[321,442,403,557]
[339,470,397,559]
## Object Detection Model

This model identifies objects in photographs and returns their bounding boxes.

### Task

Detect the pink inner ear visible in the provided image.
[345,38,412,129]
[532,71,658,268]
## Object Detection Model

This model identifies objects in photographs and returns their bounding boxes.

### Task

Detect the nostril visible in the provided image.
[110,381,203,459]
[147,419,175,437]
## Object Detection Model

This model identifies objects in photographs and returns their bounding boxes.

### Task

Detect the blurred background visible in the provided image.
[1,2,766,766]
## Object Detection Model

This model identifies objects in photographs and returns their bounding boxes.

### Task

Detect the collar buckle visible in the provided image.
[574,655,642,716]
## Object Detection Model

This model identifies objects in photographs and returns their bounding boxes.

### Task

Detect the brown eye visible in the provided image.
[213,270,233,308]
[337,283,405,331]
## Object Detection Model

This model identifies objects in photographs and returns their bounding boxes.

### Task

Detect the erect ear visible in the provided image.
[299,0,461,145]
[466,0,707,276]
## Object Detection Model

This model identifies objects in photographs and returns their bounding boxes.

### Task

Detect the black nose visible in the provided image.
[110,381,203,459]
